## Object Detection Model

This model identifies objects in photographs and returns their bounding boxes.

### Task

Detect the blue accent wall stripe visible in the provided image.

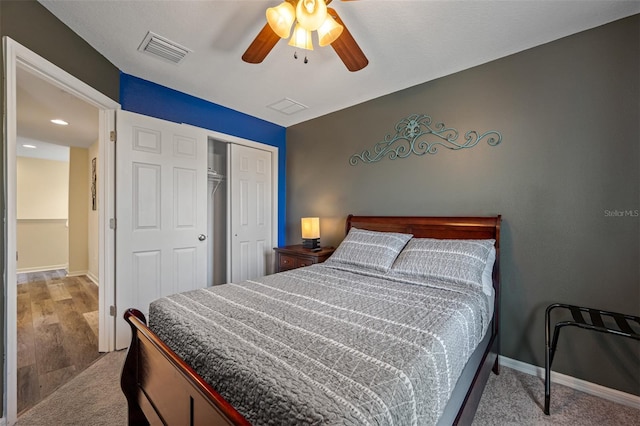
[119,72,286,246]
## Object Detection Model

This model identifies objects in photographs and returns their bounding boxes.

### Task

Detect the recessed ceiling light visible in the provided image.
[51,119,68,125]
[22,144,37,149]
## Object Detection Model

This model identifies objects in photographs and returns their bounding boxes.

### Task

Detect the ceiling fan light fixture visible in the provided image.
[296,0,327,31]
[266,2,296,39]
[288,23,314,50]
[317,15,343,47]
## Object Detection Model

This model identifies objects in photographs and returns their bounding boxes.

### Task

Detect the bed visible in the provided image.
[121,215,501,425]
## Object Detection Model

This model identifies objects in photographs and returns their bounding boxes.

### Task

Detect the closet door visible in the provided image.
[114,110,208,349]
[229,143,272,282]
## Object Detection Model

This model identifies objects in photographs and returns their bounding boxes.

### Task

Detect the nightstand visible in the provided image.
[274,245,335,273]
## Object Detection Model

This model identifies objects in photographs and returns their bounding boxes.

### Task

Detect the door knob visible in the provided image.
[198,234,206,241]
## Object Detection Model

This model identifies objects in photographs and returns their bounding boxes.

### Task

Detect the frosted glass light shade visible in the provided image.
[317,15,343,47]
[266,2,296,39]
[288,24,314,50]
[296,0,327,31]
[301,217,320,239]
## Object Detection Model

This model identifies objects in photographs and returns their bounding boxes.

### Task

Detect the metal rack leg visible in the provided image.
[544,343,551,415]
[545,320,564,414]
[545,329,551,414]
[545,331,564,414]
[545,304,562,415]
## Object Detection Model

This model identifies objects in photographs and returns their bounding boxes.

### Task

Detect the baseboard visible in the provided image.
[66,270,88,278]
[16,264,68,274]
[86,271,99,286]
[499,355,640,409]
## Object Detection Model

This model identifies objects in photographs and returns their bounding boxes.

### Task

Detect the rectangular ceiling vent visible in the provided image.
[267,98,308,115]
[138,31,191,64]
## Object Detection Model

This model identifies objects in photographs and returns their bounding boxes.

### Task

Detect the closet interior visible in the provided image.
[207,138,228,286]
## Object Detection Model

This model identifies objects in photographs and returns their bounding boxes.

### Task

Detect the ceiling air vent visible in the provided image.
[267,98,308,115]
[138,31,191,64]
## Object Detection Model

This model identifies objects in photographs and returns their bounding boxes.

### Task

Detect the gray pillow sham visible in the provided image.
[390,238,496,292]
[325,227,412,272]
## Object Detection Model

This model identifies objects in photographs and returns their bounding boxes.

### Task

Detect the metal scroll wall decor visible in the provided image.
[349,114,502,165]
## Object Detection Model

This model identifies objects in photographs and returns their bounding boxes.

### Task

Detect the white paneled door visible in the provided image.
[230,143,272,283]
[115,111,208,349]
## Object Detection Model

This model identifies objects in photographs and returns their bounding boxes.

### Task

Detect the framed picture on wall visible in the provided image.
[91,157,97,211]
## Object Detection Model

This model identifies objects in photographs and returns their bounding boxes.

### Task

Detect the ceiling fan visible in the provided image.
[242,0,368,72]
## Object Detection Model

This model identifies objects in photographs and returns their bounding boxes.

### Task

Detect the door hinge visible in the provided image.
[110,305,116,317]
[110,130,117,142]
[16,251,19,261]
[109,218,117,230]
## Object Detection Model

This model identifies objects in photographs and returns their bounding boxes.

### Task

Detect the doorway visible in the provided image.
[4,37,119,424]
[15,70,102,412]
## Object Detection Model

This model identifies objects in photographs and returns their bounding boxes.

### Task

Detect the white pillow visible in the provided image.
[481,246,496,296]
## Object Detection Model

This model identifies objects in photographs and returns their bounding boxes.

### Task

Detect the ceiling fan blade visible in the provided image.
[327,8,368,72]
[242,23,281,64]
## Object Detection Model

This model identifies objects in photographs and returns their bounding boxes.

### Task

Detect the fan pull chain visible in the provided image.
[293,51,309,64]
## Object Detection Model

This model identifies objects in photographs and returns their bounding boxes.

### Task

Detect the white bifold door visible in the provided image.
[229,143,272,283]
[115,111,208,350]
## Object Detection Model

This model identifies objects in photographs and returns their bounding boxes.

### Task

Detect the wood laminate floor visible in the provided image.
[17,270,103,415]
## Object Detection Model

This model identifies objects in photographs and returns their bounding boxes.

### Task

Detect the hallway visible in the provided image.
[17,270,102,414]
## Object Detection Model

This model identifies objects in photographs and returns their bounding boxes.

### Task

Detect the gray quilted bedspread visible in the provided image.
[148,264,491,426]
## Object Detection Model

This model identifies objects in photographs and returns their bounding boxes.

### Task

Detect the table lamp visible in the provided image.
[301,217,320,250]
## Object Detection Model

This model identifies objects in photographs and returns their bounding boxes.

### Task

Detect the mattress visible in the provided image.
[149,263,492,425]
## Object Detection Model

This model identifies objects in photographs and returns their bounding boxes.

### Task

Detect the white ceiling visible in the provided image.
[37,1,640,128]
[17,66,99,154]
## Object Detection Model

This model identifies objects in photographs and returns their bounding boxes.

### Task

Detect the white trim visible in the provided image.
[3,36,120,426]
[16,218,68,223]
[3,36,18,426]
[99,109,117,353]
[16,265,68,274]
[66,270,89,278]
[499,355,640,409]
[87,271,100,286]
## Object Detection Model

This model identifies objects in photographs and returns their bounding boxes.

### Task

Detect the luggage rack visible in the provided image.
[544,303,640,415]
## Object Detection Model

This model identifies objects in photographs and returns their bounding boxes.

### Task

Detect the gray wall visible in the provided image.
[0,0,120,416]
[286,15,639,395]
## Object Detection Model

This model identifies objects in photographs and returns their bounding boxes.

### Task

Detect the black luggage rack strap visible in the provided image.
[544,303,640,415]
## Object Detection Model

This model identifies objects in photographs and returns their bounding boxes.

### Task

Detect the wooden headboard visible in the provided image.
[345,215,501,247]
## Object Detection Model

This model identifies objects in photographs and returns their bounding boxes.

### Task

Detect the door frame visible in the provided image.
[3,37,119,424]
[201,131,279,282]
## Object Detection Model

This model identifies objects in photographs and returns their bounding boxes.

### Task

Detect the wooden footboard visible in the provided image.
[121,308,250,426]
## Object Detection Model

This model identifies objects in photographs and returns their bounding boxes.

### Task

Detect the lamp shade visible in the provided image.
[296,0,327,31]
[317,14,343,47]
[301,217,320,239]
[266,2,295,39]
[288,23,314,50]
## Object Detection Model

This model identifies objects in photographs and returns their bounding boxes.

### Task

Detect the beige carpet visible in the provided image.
[473,367,640,425]
[16,350,640,425]
[16,350,127,426]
